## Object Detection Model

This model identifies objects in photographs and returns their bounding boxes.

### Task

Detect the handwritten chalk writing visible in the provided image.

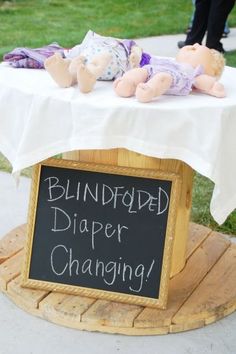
[44,177,169,216]
[50,206,129,250]
[50,244,156,294]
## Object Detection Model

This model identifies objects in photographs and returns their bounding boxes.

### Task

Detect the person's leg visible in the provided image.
[222,21,230,37]
[185,0,210,45]
[178,0,210,48]
[206,0,235,52]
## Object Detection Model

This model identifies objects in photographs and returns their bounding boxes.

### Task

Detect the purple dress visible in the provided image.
[144,57,204,95]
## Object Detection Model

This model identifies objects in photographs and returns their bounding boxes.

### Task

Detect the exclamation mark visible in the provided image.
[146,259,155,282]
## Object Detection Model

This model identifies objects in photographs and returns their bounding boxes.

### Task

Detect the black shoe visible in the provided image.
[215,42,225,53]
[177,41,186,49]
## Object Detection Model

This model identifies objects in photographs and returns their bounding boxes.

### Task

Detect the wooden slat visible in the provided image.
[39,292,95,325]
[186,222,212,259]
[134,231,230,328]
[172,243,236,325]
[0,224,26,264]
[170,319,205,333]
[0,251,23,291]
[7,275,49,315]
[82,299,142,328]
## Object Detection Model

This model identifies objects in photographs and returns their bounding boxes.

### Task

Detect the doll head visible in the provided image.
[176,43,225,78]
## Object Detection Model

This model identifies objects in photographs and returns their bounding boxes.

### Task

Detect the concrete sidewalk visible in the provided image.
[136,28,236,57]
[1,30,236,354]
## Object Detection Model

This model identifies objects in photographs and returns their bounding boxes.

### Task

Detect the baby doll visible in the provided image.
[44,30,150,93]
[113,43,226,103]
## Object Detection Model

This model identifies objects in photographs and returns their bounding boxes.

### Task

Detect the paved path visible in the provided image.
[136,28,236,57]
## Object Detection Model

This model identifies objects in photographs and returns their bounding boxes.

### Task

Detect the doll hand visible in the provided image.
[129,45,142,68]
[208,82,226,98]
[129,52,140,68]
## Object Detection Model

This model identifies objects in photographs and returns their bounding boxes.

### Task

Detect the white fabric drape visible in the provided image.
[0,62,236,225]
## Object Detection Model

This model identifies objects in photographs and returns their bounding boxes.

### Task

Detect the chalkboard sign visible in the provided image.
[22,158,180,309]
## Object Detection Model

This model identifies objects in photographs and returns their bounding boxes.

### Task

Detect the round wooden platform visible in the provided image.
[0,223,236,335]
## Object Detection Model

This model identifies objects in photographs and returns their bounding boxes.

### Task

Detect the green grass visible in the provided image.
[0,0,236,58]
[0,0,236,235]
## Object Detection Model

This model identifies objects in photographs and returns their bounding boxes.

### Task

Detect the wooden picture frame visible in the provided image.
[21,158,181,309]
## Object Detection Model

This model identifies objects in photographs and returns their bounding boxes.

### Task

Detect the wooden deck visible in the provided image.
[0,223,236,335]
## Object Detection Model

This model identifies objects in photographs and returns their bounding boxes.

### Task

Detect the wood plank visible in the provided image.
[39,293,168,335]
[170,319,205,333]
[0,251,23,291]
[134,231,230,328]
[172,243,236,325]
[82,299,143,328]
[7,275,49,315]
[170,162,194,277]
[186,222,212,259]
[39,292,95,325]
[63,149,118,165]
[0,224,26,264]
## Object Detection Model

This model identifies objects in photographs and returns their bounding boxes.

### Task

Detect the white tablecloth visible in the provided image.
[0,62,236,225]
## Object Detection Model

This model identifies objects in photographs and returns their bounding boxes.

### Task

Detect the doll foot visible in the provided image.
[77,64,97,93]
[44,52,62,69]
[44,53,75,88]
[135,83,156,103]
[68,56,86,76]
[113,77,136,97]
[208,82,226,98]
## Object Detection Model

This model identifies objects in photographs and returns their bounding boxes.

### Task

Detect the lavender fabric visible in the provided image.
[118,39,151,66]
[140,52,151,66]
[3,43,64,69]
[144,57,204,96]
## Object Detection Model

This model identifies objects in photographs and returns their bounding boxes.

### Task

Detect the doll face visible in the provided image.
[176,43,215,75]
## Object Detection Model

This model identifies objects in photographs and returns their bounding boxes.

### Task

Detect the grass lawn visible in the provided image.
[0,0,236,235]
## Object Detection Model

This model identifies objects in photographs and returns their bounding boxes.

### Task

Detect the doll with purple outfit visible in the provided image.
[114,43,226,103]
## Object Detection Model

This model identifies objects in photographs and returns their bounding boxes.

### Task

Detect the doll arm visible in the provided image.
[129,45,143,68]
[194,74,226,98]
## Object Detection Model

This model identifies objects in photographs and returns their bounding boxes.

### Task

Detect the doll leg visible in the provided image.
[194,75,226,97]
[76,52,112,93]
[44,53,77,88]
[135,72,172,103]
[113,68,148,97]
